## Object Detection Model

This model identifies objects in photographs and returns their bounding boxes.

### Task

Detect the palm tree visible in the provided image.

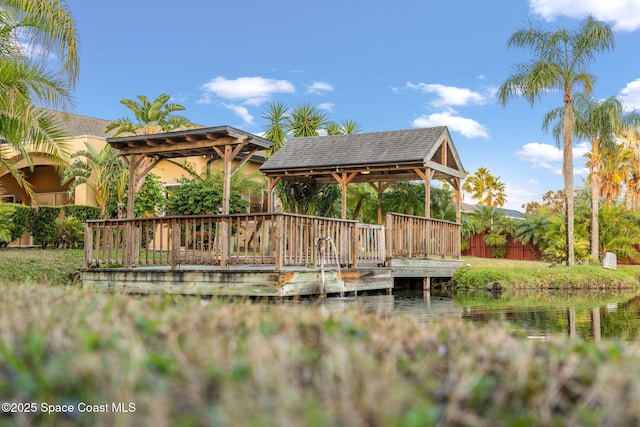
[515,212,550,256]
[105,94,194,137]
[261,101,288,157]
[326,119,362,135]
[598,142,630,206]
[462,167,507,207]
[498,16,614,266]
[105,94,195,194]
[382,182,425,216]
[598,204,640,263]
[0,0,79,85]
[620,128,640,210]
[262,102,356,215]
[61,142,125,217]
[430,186,456,222]
[286,103,329,138]
[347,184,376,221]
[545,95,640,260]
[0,0,79,202]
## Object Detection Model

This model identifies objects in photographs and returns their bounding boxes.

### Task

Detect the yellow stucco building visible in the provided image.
[0,111,265,210]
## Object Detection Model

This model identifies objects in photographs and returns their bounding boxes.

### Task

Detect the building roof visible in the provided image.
[106,125,273,160]
[47,110,113,139]
[260,126,466,184]
[461,202,525,219]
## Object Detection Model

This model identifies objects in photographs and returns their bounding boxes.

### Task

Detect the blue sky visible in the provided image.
[64,0,640,210]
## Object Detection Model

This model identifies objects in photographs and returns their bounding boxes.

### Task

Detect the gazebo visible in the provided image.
[81,125,465,296]
[105,126,273,267]
[106,125,273,218]
[260,126,466,222]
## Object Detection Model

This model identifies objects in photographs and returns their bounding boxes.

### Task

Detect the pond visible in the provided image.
[286,288,640,342]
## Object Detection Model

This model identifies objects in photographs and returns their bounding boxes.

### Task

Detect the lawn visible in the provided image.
[455,256,640,289]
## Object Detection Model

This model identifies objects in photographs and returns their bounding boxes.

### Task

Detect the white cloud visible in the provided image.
[620,78,640,111]
[406,82,488,108]
[413,111,489,139]
[515,141,590,175]
[529,0,640,31]
[502,182,541,211]
[223,103,254,125]
[199,76,295,105]
[318,102,334,112]
[307,81,333,94]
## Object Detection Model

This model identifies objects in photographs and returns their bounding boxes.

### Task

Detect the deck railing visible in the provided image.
[385,213,460,259]
[85,213,363,270]
[84,212,459,270]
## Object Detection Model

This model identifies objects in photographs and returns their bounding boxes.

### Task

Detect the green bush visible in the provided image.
[0,204,14,245]
[62,205,101,221]
[7,204,32,243]
[29,207,62,248]
[166,177,248,216]
[55,216,84,248]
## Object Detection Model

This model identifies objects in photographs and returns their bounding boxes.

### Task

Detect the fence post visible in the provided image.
[84,223,93,268]
[385,213,393,262]
[171,218,180,270]
[275,214,284,271]
[351,222,358,268]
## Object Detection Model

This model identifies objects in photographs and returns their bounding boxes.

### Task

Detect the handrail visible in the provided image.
[385,212,460,259]
[84,212,461,270]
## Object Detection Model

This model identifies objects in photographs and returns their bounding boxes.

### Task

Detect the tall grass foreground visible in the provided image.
[1,284,640,426]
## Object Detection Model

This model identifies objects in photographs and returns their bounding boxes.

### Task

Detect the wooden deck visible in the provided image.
[81,212,462,296]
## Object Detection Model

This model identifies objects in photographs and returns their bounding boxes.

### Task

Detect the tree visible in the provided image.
[545,94,640,260]
[0,0,79,202]
[498,16,614,266]
[261,102,360,215]
[261,102,288,157]
[0,0,79,85]
[286,103,329,138]
[105,94,196,196]
[382,182,425,216]
[105,94,194,137]
[326,119,362,135]
[598,204,640,263]
[166,177,247,216]
[61,143,125,217]
[515,211,550,248]
[622,128,640,210]
[467,205,513,258]
[462,167,507,207]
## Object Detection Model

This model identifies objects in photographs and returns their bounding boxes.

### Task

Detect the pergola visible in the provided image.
[106,126,274,217]
[260,126,466,223]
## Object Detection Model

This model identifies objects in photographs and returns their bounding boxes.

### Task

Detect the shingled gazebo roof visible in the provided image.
[260,126,465,184]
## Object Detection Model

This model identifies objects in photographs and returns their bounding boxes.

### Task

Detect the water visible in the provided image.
[287,288,640,342]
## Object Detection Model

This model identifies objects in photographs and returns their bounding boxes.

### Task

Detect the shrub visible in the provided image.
[0,203,14,245]
[7,204,32,243]
[55,216,84,248]
[166,177,248,216]
[29,207,62,248]
[62,205,101,221]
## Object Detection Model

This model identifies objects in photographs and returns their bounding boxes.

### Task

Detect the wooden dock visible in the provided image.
[81,212,462,297]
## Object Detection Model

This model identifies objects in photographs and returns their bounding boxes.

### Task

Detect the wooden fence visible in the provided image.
[462,232,541,260]
[85,212,459,270]
[385,213,460,259]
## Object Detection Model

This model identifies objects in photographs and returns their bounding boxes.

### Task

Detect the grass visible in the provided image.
[453,256,640,290]
[2,283,640,426]
[0,248,83,286]
[3,249,640,425]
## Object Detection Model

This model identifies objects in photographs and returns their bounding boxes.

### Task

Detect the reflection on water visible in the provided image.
[286,289,640,342]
